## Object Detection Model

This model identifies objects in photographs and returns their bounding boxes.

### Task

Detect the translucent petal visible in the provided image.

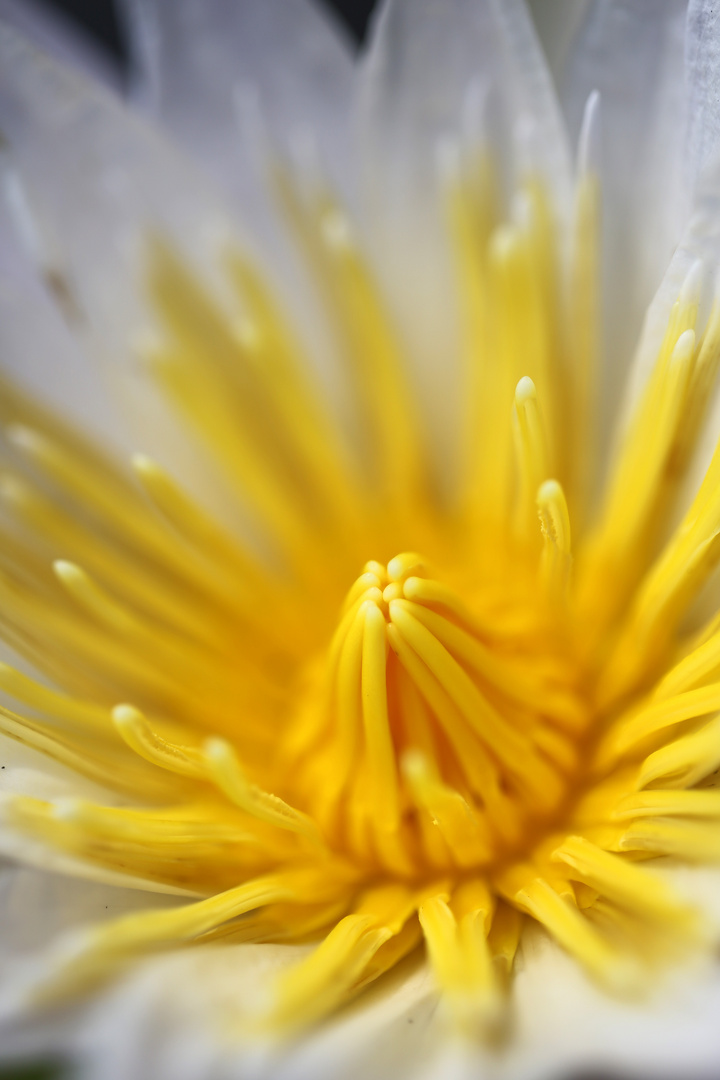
[356,0,572,466]
[118,0,355,188]
[525,0,592,84]
[559,1,689,449]
[0,20,255,516]
[0,0,123,93]
[511,919,720,1078]
[686,0,720,195]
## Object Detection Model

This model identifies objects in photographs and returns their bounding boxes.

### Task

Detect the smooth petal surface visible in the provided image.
[119,0,355,200]
[39,945,438,1080]
[0,188,127,451]
[525,0,591,85]
[0,0,123,92]
[0,21,260,516]
[356,0,572,465]
[116,0,356,410]
[686,0,720,194]
[559,1,689,452]
[509,922,720,1079]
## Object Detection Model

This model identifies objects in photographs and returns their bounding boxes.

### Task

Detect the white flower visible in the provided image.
[2,1,720,1078]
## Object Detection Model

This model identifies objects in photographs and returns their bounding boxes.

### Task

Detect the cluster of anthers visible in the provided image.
[2,88,720,1038]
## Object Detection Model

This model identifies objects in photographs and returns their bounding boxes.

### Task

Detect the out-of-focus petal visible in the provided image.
[63,945,436,1080]
[0,0,123,93]
[0,188,128,451]
[559,0,688,447]
[118,0,355,200]
[685,0,720,195]
[356,0,572,463]
[508,920,720,1079]
[0,864,180,962]
[0,20,259,515]
[525,0,592,85]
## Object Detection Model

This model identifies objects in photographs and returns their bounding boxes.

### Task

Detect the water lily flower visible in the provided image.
[4,0,720,1077]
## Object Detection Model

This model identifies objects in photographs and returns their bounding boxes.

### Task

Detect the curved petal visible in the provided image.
[0,864,180,962]
[686,0,720,196]
[559,0,689,444]
[0,188,128,452]
[0,20,264,513]
[40,945,437,1080]
[510,921,720,1079]
[525,1,592,86]
[356,0,572,463]
[118,0,356,199]
[0,0,123,93]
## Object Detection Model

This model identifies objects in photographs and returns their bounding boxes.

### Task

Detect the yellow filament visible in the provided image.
[537,478,572,599]
[361,601,400,833]
[552,836,699,933]
[512,877,637,992]
[203,737,323,847]
[513,376,550,542]
[402,751,493,867]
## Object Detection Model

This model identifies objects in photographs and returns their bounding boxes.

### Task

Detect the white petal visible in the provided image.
[0,863,179,962]
[0,20,261,518]
[356,0,572,466]
[685,0,720,195]
[359,0,572,208]
[525,1,592,85]
[615,152,720,489]
[7,916,720,1080]
[0,0,123,93]
[0,20,238,357]
[0,867,187,1064]
[118,0,356,199]
[507,921,720,1078]
[0,185,128,453]
[559,1,689,446]
[116,0,356,408]
[52,945,438,1080]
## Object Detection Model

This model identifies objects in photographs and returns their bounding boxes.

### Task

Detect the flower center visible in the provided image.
[289,549,592,882]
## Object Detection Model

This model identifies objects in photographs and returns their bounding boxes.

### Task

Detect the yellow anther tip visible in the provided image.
[0,474,24,501]
[131,453,157,477]
[382,582,403,604]
[112,703,142,729]
[320,208,352,251]
[537,478,562,504]
[363,561,386,577]
[5,423,36,449]
[680,260,703,305]
[387,552,427,583]
[52,797,83,822]
[673,328,696,359]
[515,376,536,407]
[53,560,83,584]
[204,736,232,763]
[400,748,427,780]
[489,224,519,263]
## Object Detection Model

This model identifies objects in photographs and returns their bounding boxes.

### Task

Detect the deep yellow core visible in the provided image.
[288,550,590,883]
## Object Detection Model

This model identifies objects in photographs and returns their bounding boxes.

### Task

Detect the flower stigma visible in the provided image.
[3,81,720,1042]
